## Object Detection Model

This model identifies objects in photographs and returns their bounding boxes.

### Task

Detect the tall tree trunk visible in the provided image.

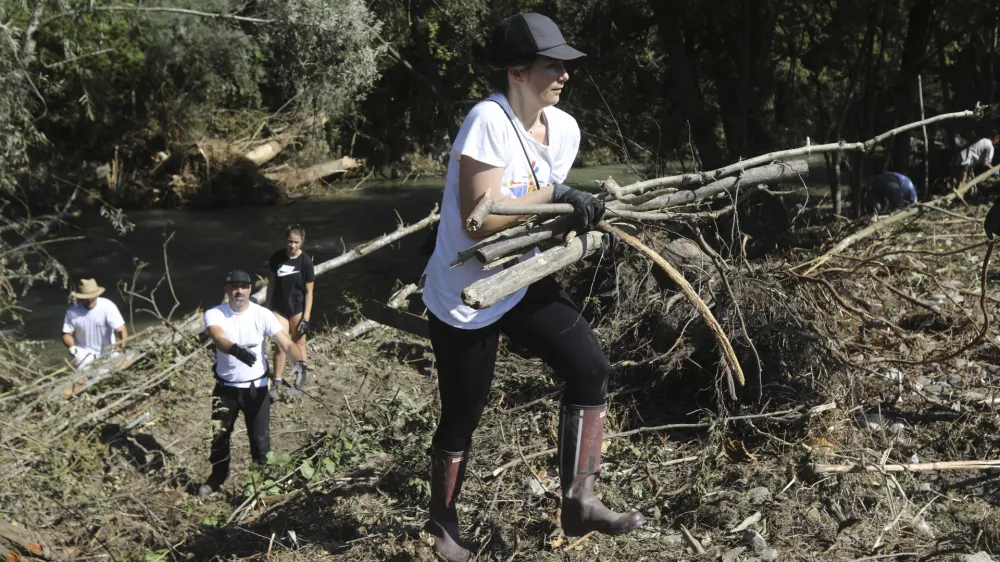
[653,0,726,169]
[888,0,936,177]
[706,0,778,159]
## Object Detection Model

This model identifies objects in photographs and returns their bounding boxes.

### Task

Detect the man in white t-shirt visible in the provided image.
[953,133,1000,189]
[61,278,128,369]
[199,268,308,497]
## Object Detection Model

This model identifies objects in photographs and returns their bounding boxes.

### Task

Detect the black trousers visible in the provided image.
[428,277,610,453]
[207,383,270,486]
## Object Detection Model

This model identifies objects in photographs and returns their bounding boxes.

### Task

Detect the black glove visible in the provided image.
[288,361,308,397]
[585,231,621,263]
[553,183,605,234]
[986,201,1000,239]
[297,318,311,336]
[227,343,257,368]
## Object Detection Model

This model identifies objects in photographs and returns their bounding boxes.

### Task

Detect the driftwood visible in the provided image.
[604,107,984,199]
[51,207,440,400]
[244,114,329,165]
[462,231,605,309]
[266,157,359,187]
[797,163,1000,275]
[811,459,1000,474]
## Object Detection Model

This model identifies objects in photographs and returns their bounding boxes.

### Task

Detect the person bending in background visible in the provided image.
[265,224,315,394]
[61,278,128,368]
[866,171,917,214]
[953,133,1000,189]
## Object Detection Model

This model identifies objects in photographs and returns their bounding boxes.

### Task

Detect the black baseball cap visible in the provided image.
[487,13,586,66]
[224,269,252,285]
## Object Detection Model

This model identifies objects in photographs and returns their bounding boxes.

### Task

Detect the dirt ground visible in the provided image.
[4,186,1000,562]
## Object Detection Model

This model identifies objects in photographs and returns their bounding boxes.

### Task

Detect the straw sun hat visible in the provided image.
[71,278,105,299]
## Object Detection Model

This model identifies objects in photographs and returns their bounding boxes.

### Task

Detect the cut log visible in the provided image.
[265,157,359,187]
[462,232,605,309]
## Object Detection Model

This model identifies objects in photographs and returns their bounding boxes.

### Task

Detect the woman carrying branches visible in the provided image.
[419,12,642,561]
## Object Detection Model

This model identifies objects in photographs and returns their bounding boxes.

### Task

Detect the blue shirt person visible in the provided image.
[866,172,917,214]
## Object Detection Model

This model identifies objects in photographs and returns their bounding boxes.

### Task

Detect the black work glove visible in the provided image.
[288,361,308,398]
[297,318,311,336]
[986,201,1000,239]
[585,231,621,263]
[227,343,257,368]
[553,183,605,234]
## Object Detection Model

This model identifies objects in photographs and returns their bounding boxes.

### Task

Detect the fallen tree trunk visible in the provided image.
[266,157,359,187]
[244,113,329,165]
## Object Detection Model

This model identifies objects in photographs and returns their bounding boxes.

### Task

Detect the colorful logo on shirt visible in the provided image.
[508,160,540,198]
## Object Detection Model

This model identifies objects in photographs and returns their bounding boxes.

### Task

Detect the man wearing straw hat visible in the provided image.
[61,278,128,369]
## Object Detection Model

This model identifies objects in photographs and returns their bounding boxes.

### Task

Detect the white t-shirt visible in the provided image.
[960,138,995,168]
[62,297,125,355]
[204,302,283,388]
[422,93,580,329]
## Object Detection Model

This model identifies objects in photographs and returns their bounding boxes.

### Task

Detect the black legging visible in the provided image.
[428,277,610,453]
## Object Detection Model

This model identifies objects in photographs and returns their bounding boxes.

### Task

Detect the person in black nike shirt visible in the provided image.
[265,224,316,390]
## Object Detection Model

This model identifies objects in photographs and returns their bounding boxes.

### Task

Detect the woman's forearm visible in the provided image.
[303,283,314,320]
[466,185,556,238]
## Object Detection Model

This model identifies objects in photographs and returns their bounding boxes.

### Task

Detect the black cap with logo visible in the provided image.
[487,13,586,66]
[224,269,252,285]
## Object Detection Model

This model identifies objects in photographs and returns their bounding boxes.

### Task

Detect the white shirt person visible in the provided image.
[61,278,128,368]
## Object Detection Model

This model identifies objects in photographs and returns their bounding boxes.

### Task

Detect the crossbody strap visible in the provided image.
[489,99,545,198]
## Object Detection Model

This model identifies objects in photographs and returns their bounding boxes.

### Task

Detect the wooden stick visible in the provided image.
[796,163,1000,275]
[606,108,982,199]
[680,524,706,554]
[811,459,1000,474]
[465,186,572,231]
[603,223,746,394]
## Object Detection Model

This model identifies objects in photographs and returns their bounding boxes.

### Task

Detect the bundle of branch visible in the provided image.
[461,160,808,269]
